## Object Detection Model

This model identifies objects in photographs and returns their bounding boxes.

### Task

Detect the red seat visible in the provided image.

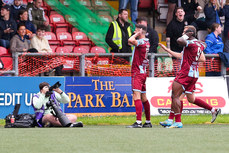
[49,14,69,33]
[0,57,13,70]
[55,47,71,53]
[73,46,89,54]
[0,47,11,56]
[22,0,28,5]
[56,31,72,41]
[44,32,61,52]
[90,46,106,53]
[138,0,153,9]
[72,32,91,46]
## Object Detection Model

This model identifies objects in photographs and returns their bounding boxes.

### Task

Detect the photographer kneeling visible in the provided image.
[32,82,83,127]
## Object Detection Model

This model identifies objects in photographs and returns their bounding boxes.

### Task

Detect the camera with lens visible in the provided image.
[45,81,61,97]
[45,82,72,127]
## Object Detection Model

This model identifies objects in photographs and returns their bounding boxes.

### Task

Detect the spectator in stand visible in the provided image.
[30,25,52,53]
[10,0,27,22]
[10,23,37,54]
[166,7,200,73]
[136,17,159,53]
[0,5,17,48]
[119,0,138,24]
[181,0,207,30]
[204,0,224,29]
[30,25,63,76]
[105,9,132,53]
[204,23,224,76]
[18,9,36,40]
[166,0,177,25]
[27,0,50,31]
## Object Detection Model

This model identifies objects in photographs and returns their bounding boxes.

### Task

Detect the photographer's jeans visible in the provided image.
[0,39,10,49]
[119,0,138,24]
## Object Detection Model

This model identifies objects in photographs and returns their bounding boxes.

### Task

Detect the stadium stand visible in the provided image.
[90,46,106,53]
[55,46,71,53]
[73,46,90,54]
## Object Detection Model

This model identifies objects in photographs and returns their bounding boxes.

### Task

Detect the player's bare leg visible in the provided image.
[141,93,152,128]
[186,93,221,123]
[168,81,184,128]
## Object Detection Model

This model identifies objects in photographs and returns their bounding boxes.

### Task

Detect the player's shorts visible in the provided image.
[131,73,147,93]
[174,73,198,94]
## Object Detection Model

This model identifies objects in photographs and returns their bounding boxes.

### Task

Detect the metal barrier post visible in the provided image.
[221,61,226,76]
[149,53,155,77]
[14,53,19,76]
[80,54,85,76]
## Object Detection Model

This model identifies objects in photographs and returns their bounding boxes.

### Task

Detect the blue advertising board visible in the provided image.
[65,77,135,116]
[0,77,65,118]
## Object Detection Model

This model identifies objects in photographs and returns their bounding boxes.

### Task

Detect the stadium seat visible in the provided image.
[49,14,69,33]
[138,0,153,9]
[22,0,28,5]
[78,0,93,10]
[60,0,70,7]
[0,47,11,56]
[55,46,71,53]
[71,27,79,33]
[99,15,113,22]
[44,32,61,52]
[72,32,91,46]
[91,0,110,11]
[56,31,72,41]
[73,46,89,54]
[90,46,106,53]
[0,56,13,70]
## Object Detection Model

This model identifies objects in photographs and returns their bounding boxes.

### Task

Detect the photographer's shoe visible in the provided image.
[70,122,83,128]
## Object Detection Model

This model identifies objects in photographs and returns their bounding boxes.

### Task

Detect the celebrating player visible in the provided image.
[159,25,220,128]
[126,24,151,128]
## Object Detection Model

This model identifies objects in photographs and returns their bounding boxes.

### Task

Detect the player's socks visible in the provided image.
[175,113,181,122]
[180,100,183,113]
[135,99,143,121]
[143,100,151,121]
[168,111,175,120]
[194,98,212,111]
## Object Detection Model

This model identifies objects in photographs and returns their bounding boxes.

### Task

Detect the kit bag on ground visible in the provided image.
[4,104,36,128]
[5,113,36,128]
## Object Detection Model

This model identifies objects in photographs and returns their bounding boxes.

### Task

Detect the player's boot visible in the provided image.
[167,122,183,128]
[70,121,83,127]
[126,122,142,128]
[142,122,152,128]
[159,119,173,127]
[211,108,221,123]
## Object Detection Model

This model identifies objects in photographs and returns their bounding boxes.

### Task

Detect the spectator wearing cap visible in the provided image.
[27,0,50,31]
[10,0,27,22]
[136,17,159,53]
[0,5,17,48]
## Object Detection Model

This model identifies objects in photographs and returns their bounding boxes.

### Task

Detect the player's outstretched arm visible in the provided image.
[158,43,182,59]
[198,52,206,62]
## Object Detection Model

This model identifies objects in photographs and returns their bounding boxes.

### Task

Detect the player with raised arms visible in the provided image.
[159,25,220,128]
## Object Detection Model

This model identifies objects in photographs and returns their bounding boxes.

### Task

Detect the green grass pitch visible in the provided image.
[0,114,229,153]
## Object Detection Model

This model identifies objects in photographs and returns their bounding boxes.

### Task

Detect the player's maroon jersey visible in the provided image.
[131,38,150,75]
[178,39,206,78]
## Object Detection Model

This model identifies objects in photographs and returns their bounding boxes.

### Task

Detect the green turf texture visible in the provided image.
[0,114,229,153]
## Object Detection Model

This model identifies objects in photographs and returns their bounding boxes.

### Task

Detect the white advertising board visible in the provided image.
[146,77,229,115]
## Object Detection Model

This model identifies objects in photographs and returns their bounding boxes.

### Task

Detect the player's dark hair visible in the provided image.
[175,7,184,13]
[185,25,196,37]
[119,9,128,14]
[135,24,147,32]
[136,17,148,23]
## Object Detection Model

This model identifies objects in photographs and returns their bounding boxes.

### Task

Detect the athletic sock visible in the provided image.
[143,100,151,121]
[180,100,183,113]
[175,113,181,122]
[168,111,175,120]
[134,99,143,121]
[194,98,212,111]
[145,120,151,123]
